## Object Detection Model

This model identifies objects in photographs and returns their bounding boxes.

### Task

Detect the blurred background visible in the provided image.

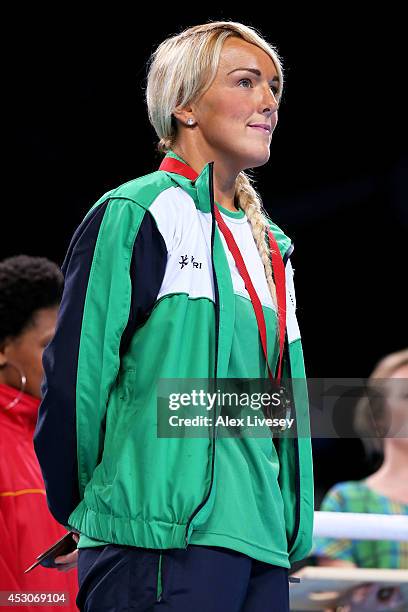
[3,8,407,505]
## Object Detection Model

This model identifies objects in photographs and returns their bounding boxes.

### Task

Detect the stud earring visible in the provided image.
[186,118,195,126]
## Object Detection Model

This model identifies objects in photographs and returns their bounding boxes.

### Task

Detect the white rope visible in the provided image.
[313,511,408,541]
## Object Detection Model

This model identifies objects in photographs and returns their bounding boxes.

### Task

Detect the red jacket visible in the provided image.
[0,383,78,611]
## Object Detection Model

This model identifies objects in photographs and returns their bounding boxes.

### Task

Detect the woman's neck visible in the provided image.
[365,441,408,503]
[172,142,239,212]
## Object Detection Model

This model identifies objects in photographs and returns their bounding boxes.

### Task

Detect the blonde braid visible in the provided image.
[235,172,278,310]
[157,136,174,154]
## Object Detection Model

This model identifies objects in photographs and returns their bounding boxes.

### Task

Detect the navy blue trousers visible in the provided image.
[76,543,289,611]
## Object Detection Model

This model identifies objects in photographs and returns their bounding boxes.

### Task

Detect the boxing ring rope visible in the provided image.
[313,511,408,542]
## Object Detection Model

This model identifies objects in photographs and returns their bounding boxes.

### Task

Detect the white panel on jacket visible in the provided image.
[207,212,276,312]
[285,258,301,343]
[149,187,215,301]
[149,186,299,329]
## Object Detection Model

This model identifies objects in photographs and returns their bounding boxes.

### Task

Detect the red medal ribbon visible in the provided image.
[159,156,286,386]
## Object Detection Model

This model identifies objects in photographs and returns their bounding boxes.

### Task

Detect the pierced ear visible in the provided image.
[0,338,11,367]
[172,103,195,126]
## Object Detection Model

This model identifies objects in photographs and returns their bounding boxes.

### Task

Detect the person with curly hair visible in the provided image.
[0,255,79,611]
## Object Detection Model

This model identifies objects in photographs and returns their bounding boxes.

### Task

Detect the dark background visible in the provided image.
[4,9,406,502]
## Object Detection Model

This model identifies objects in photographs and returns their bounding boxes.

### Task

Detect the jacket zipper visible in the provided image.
[284,330,301,552]
[280,242,301,553]
[183,179,301,554]
[184,162,219,547]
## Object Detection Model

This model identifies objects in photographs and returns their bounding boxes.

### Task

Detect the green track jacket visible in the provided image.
[34,150,314,565]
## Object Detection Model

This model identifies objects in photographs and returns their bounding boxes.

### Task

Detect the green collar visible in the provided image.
[162,150,244,217]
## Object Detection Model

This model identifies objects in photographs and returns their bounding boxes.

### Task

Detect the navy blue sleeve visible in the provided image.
[33,203,167,527]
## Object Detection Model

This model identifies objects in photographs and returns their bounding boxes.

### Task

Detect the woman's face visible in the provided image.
[0,306,58,399]
[190,37,280,172]
[384,364,408,450]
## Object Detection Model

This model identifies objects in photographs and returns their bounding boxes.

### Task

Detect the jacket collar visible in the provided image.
[0,382,40,433]
[159,150,292,258]
[159,150,214,213]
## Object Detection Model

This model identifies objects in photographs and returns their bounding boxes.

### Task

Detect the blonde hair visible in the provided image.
[145,21,285,309]
[354,349,408,455]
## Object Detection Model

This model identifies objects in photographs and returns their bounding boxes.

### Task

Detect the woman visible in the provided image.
[313,348,408,568]
[312,349,408,611]
[34,21,314,611]
[0,255,79,611]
